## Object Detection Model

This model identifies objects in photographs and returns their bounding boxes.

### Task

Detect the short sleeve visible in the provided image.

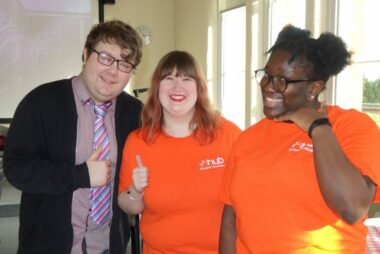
[219,152,237,205]
[333,110,380,200]
[217,117,242,205]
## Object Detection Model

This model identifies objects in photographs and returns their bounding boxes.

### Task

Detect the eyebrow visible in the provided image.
[96,48,127,62]
[120,50,132,61]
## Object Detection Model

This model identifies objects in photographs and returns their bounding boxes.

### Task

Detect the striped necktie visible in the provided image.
[88,99,112,225]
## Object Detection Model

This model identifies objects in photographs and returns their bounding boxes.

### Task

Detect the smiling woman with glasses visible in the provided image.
[219,25,380,254]
[92,48,135,73]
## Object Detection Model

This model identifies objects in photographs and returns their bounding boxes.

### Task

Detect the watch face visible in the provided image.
[136,25,152,45]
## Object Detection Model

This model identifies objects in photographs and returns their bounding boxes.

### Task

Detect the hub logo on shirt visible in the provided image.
[289,141,313,153]
[199,156,225,170]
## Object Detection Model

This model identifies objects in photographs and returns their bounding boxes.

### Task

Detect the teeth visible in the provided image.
[266,97,282,102]
[170,95,185,100]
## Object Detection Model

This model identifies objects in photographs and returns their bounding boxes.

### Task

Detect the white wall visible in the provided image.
[175,0,219,104]
[106,0,218,104]
[105,0,176,102]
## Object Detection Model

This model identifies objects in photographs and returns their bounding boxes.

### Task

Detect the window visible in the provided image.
[220,6,246,129]
[268,0,307,45]
[335,0,380,125]
[219,0,308,128]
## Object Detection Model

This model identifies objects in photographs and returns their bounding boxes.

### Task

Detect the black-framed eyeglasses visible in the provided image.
[92,49,135,73]
[254,69,318,93]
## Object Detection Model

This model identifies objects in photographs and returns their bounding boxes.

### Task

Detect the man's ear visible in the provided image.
[82,48,89,64]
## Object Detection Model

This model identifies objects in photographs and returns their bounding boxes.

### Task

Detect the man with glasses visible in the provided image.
[4,20,143,254]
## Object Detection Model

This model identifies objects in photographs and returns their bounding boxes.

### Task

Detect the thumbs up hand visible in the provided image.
[86,145,111,187]
[132,154,149,193]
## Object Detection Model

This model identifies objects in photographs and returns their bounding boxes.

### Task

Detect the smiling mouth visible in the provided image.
[100,74,115,84]
[170,94,185,102]
[265,97,282,102]
[264,96,283,106]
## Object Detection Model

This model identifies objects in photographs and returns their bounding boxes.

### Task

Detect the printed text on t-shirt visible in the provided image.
[289,141,313,153]
[199,156,225,170]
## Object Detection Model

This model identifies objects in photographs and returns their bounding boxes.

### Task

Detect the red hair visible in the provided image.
[141,51,220,144]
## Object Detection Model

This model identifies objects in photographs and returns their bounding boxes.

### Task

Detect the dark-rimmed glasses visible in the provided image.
[92,49,135,73]
[254,69,318,93]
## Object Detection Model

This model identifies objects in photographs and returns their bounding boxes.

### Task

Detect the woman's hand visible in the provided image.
[273,105,327,133]
[132,154,149,193]
[118,154,148,215]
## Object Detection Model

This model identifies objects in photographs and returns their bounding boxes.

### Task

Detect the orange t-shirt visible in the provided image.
[119,117,241,254]
[220,105,380,253]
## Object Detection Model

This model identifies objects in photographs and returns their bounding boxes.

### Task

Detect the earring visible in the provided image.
[310,95,315,100]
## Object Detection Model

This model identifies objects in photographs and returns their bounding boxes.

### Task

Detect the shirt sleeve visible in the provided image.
[4,87,90,194]
[333,110,380,200]
[219,152,238,205]
[218,118,242,205]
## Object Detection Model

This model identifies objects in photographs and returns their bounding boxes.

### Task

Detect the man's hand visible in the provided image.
[86,146,111,187]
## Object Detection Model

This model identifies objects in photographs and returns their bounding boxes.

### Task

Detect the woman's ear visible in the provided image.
[308,81,325,100]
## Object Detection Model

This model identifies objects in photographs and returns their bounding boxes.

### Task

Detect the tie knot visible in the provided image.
[87,99,112,117]
[94,104,107,117]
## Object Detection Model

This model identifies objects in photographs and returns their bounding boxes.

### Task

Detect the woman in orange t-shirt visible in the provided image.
[118,50,241,254]
[219,25,380,253]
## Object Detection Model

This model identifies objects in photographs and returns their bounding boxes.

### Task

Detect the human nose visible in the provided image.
[172,78,183,89]
[107,60,119,73]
